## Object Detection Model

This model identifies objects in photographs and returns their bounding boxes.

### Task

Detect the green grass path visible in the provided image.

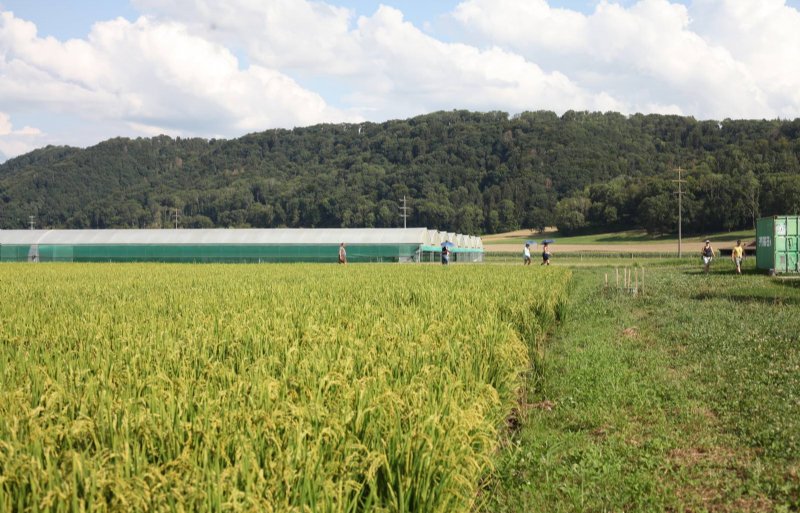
[482,263,800,512]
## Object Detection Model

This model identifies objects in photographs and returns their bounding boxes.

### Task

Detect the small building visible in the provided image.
[0,228,484,264]
[756,215,799,274]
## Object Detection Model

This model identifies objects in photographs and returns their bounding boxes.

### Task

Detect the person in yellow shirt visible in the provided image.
[731,239,744,274]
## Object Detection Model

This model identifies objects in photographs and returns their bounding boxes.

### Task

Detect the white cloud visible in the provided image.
[689,0,800,117]
[348,6,624,116]
[450,0,799,119]
[0,111,42,160]
[452,0,589,53]
[0,10,359,149]
[132,0,800,121]
[133,0,362,74]
[2,0,800,159]
[131,1,624,118]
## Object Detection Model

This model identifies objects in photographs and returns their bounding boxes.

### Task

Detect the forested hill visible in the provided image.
[1,110,799,234]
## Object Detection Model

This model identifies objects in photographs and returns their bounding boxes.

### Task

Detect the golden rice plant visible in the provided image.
[0,263,570,512]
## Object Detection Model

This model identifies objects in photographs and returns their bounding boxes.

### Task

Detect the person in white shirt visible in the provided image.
[523,243,532,265]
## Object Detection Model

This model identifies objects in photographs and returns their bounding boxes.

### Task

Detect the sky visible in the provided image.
[1,0,799,161]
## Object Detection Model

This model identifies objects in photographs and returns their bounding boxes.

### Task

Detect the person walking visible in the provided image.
[731,239,744,275]
[441,245,450,265]
[523,243,532,265]
[338,242,347,264]
[701,239,715,274]
[541,243,551,266]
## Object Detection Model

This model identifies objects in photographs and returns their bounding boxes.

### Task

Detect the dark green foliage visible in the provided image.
[1,111,799,233]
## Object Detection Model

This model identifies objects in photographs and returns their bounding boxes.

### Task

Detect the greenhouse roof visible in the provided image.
[0,228,483,249]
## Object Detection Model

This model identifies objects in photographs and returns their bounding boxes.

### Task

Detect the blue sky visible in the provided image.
[1,1,711,40]
[0,1,138,39]
[1,0,799,161]
[1,1,587,39]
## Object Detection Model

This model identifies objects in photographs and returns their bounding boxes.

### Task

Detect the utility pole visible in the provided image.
[400,195,410,229]
[672,167,686,258]
[174,208,180,229]
[29,215,36,230]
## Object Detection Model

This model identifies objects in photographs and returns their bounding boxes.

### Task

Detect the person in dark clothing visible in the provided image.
[701,239,715,273]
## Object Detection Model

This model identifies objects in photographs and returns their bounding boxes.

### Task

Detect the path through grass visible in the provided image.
[482,262,799,512]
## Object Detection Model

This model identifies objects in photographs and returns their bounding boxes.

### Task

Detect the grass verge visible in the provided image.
[482,261,799,512]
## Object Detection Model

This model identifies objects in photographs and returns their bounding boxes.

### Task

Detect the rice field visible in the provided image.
[0,263,570,512]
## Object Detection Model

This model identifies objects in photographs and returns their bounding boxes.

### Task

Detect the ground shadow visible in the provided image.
[773,277,800,290]
[692,290,800,306]
[681,266,762,277]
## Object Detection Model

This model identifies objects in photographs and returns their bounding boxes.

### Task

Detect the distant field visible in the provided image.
[484,228,756,245]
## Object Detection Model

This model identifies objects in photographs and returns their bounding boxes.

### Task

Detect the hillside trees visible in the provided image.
[1,111,799,234]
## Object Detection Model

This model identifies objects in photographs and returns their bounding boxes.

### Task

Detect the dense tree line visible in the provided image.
[1,110,799,234]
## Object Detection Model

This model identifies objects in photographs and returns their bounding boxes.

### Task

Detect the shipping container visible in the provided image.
[756,215,800,274]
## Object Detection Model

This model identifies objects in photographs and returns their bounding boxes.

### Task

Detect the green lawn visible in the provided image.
[481,260,800,512]
[486,228,756,245]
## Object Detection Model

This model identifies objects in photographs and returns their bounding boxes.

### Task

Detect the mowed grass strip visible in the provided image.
[483,262,799,512]
[484,228,756,246]
[0,263,569,512]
